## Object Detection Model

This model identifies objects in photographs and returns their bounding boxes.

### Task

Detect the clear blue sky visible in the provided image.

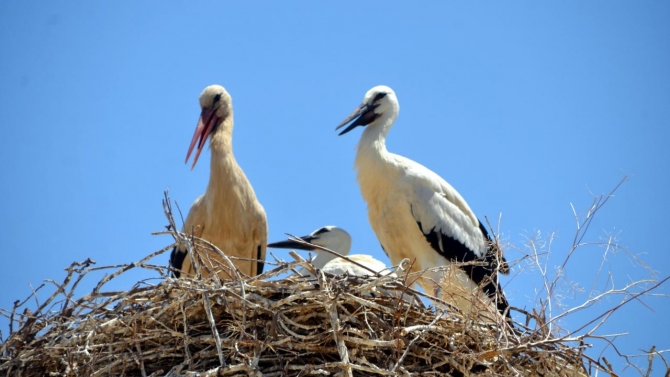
[1,2,668,375]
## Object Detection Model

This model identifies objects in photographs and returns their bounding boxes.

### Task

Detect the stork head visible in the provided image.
[267,226,352,256]
[185,85,232,169]
[336,85,399,136]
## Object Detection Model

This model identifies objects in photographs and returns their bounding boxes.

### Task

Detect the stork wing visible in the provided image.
[321,254,395,277]
[169,246,186,278]
[398,160,508,312]
[398,162,487,260]
[169,195,206,278]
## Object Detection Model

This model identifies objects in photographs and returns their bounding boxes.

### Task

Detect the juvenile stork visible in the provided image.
[170,85,267,280]
[336,86,510,318]
[267,226,392,277]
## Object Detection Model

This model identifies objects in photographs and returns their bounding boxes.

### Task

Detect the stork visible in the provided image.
[336,85,510,319]
[169,85,268,280]
[267,226,393,277]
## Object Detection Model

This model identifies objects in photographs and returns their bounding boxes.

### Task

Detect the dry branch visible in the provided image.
[0,187,664,376]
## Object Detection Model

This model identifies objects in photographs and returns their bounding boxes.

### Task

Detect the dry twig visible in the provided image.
[0,186,665,376]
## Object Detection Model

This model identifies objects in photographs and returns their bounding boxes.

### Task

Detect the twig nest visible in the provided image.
[0,253,592,376]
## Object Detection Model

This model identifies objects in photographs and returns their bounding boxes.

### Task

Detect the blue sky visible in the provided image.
[1,2,668,374]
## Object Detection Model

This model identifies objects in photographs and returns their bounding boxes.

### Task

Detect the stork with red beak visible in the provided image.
[170,85,268,280]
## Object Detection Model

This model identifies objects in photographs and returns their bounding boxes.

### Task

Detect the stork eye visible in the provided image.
[373,92,387,102]
[213,93,222,105]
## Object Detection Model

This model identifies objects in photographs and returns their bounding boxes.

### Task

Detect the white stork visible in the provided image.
[335,85,510,318]
[169,85,268,280]
[267,226,393,277]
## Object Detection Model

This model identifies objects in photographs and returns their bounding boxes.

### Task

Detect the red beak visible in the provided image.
[185,107,220,170]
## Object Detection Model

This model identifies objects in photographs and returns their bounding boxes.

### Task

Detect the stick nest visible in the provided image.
[0,198,599,377]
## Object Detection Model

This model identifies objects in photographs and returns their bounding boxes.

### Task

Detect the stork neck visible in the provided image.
[206,116,238,190]
[354,114,402,196]
[356,115,395,161]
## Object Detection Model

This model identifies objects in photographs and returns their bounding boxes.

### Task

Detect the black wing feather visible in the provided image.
[169,246,186,278]
[416,219,510,318]
[256,245,265,275]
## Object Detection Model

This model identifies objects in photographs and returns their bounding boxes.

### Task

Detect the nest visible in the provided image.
[0,198,607,377]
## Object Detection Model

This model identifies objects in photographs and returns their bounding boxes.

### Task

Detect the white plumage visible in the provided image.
[336,85,510,318]
[169,85,268,280]
[267,226,393,277]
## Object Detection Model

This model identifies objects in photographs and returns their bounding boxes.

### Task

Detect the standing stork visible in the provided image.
[336,85,510,319]
[267,226,393,277]
[169,85,268,280]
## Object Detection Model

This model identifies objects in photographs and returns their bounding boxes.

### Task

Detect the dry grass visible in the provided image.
[0,182,667,376]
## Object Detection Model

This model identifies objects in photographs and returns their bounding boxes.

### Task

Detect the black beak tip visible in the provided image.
[267,236,316,251]
[337,127,349,136]
[336,102,371,136]
[336,121,360,136]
